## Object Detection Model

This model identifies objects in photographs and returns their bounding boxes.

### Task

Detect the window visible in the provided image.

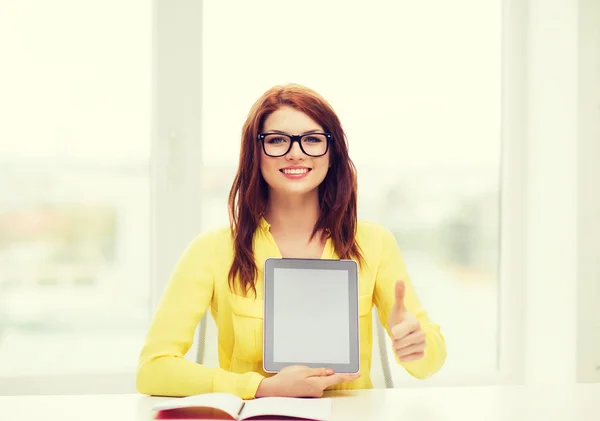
[1,0,522,393]
[0,0,151,382]
[199,0,504,384]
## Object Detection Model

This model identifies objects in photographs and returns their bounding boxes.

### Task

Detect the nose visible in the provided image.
[285,140,305,160]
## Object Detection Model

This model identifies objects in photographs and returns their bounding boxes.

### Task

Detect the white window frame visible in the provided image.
[150,0,205,308]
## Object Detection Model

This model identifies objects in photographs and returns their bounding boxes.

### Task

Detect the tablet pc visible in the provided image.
[263,257,360,374]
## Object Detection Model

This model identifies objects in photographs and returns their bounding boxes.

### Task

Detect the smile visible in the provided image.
[280,168,311,175]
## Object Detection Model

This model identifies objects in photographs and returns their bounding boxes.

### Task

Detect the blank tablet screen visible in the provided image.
[272,268,350,364]
[263,258,360,373]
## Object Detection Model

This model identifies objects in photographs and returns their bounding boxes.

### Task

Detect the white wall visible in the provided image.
[577,0,600,383]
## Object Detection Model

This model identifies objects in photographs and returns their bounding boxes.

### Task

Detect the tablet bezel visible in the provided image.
[262,257,360,374]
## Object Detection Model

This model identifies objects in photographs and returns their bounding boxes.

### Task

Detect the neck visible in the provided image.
[264,190,320,235]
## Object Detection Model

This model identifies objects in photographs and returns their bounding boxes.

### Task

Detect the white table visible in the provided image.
[1,384,599,421]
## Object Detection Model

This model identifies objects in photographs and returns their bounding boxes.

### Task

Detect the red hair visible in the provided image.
[227,84,364,296]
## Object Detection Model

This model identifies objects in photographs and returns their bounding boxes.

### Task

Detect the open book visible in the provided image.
[152,393,332,421]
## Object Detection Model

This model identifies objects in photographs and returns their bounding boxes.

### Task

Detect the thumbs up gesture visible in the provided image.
[387,280,426,362]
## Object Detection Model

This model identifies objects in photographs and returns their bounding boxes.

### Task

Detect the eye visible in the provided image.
[265,136,288,145]
[303,135,325,143]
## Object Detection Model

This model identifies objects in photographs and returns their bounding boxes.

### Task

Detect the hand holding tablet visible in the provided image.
[256,365,360,398]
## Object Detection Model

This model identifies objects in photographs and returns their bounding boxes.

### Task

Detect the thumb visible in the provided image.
[394,280,406,313]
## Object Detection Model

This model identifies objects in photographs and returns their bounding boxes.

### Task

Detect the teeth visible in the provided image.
[283,168,309,174]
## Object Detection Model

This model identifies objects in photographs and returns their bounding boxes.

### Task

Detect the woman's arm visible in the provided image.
[136,231,265,399]
[373,228,447,379]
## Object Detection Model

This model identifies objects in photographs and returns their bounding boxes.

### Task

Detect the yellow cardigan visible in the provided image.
[136,218,446,399]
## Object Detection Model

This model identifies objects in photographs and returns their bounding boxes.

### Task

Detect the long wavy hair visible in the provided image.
[227,84,364,296]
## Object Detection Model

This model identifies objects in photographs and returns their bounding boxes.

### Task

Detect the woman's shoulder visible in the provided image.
[186,225,234,255]
[356,219,394,237]
[355,220,397,250]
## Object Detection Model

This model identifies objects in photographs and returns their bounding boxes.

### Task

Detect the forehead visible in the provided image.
[262,106,323,133]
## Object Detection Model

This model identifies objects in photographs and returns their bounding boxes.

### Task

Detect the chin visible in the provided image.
[274,182,319,196]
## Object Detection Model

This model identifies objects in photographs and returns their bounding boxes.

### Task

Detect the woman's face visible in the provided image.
[259,106,330,197]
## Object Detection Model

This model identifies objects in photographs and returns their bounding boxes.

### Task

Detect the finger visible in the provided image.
[393,329,426,350]
[394,280,406,312]
[318,373,361,389]
[398,351,425,362]
[306,367,334,377]
[321,374,360,388]
[395,342,426,359]
[390,319,419,340]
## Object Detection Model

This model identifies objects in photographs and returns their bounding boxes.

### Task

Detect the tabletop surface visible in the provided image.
[1,383,599,421]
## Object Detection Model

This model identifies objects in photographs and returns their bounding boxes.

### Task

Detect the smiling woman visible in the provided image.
[136,83,447,399]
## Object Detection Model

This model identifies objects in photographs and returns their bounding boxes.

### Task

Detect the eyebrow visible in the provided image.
[262,129,323,135]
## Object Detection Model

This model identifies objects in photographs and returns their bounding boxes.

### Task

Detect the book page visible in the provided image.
[239,397,332,421]
[152,393,244,419]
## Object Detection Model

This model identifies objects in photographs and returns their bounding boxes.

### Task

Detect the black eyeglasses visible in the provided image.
[258,132,332,157]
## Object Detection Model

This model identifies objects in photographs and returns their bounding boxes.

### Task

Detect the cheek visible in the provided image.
[260,155,280,182]
[314,156,330,179]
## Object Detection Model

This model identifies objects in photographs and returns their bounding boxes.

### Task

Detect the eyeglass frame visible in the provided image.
[258,132,332,157]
